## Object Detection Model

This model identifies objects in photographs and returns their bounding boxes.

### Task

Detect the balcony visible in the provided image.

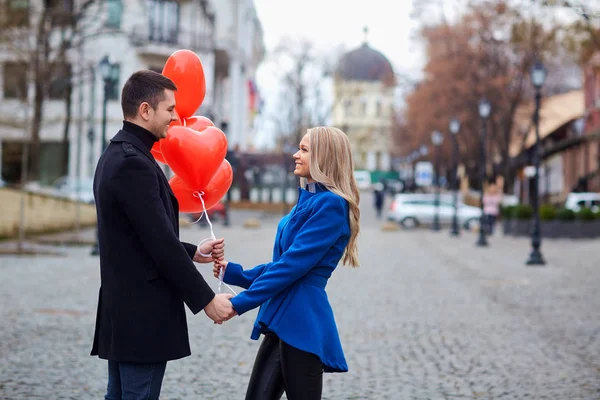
[130,24,215,59]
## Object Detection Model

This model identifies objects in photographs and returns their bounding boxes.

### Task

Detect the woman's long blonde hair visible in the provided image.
[300,126,360,267]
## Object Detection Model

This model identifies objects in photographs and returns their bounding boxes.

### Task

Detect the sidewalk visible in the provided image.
[1,211,599,398]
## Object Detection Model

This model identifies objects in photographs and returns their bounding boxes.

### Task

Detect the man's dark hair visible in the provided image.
[121,70,177,118]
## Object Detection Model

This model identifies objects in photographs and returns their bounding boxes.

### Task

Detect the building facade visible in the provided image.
[332,39,396,174]
[0,0,264,185]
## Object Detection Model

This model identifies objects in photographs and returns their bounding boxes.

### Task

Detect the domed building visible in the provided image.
[333,29,395,176]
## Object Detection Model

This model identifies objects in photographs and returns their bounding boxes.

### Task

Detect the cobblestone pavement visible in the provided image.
[1,195,599,399]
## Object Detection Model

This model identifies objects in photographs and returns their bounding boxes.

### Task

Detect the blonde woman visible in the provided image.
[214,127,360,400]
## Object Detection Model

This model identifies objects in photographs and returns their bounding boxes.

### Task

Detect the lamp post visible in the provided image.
[449,118,461,236]
[526,59,547,266]
[476,98,491,247]
[91,55,119,256]
[98,55,119,152]
[431,130,443,231]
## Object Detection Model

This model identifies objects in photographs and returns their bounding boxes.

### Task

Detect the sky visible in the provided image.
[251,0,429,149]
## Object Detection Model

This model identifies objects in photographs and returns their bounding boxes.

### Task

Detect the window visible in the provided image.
[344,99,352,116]
[3,0,29,27]
[148,0,180,44]
[375,100,382,117]
[3,61,28,99]
[48,62,71,99]
[105,0,123,29]
[47,0,74,27]
[360,98,367,115]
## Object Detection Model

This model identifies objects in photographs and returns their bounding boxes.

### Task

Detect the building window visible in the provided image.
[3,0,29,27]
[375,100,382,117]
[48,62,72,99]
[344,99,352,116]
[47,0,74,27]
[105,0,123,29]
[106,63,121,100]
[361,99,367,116]
[3,61,28,99]
[148,0,180,44]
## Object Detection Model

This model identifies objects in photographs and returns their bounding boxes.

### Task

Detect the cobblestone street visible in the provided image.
[1,195,599,399]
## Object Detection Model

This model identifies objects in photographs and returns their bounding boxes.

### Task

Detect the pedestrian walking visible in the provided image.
[373,180,385,219]
[91,70,235,400]
[214,126,361,400]
[483,181,502,235]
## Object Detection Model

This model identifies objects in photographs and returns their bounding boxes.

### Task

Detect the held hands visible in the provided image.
[194,237,225,263]
[204,293,237,324]
[213,260,229,279]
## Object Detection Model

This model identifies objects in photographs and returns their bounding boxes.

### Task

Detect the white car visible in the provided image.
[565,192,600,213]
[387,193,482,229]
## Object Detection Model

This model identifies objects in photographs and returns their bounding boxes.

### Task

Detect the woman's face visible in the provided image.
[293,134,313,182]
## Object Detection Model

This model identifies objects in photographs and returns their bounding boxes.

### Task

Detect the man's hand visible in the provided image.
[204,293,236,324]
[213,260,229,279]
[193,238,225,263]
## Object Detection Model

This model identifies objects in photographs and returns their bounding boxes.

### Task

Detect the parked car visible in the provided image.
[52,176,96,204]
[565,192,600,213]
[387,193,481,229]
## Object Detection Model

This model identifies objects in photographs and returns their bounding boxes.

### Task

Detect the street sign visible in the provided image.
[415,161,433,187]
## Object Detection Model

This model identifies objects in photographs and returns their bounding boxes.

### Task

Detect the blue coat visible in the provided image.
[224,183,350,372]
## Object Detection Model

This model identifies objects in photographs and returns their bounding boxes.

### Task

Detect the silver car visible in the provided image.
[387,193,481,229]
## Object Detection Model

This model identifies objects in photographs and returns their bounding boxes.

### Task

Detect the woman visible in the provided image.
[214,126,360,400]
[483,181,502,235]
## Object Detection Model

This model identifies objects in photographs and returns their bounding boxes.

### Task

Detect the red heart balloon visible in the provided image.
[161,125,228,190]
[150,141,166,163]
[185,115,214,132]
[162,50,206,119]
[200,159,233,210]
[169,175,204,213]
[169,160,233,212]
[151,115,182,164]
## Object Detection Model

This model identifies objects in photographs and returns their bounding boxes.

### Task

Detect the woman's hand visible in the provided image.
[213,260,229,279]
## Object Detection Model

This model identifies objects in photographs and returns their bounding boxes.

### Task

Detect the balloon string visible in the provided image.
[192,191,236,295]
[193,191,216,241]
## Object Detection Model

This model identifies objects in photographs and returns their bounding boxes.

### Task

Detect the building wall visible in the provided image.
[0,0,264,184]
[332,80,394,171]
[212,0,264,151]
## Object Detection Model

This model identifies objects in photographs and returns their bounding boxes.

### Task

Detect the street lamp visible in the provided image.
[476,98,491,247]
[92,55,118,256]
[431,130,443,231]
[526,59,547,266]
[99,55,119,152]
[449,118,461,236]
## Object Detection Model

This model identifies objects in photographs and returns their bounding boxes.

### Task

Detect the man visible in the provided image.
[91,70,235,400]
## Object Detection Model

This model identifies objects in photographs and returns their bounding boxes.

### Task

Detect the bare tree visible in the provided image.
[1,0,108,182]
[264,37,346,149]
[404,1,569,191]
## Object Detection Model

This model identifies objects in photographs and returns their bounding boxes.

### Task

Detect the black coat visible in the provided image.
[91,121,215,363]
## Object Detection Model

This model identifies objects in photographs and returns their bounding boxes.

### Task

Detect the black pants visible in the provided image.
[486,214,497,234]
[245,333,324,400]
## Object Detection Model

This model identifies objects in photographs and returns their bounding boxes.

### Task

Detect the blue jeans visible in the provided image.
[105,360,167,400]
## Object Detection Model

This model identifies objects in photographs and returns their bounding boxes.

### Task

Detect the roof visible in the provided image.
[509,90,584,157]
[335,43,395,86]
